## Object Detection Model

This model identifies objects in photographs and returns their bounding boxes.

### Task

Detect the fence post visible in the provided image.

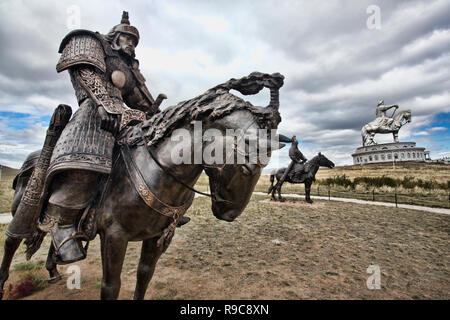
[372,189,375,201]
[317,185,320,196]
[395,193,398,208]
[328,187,331,200]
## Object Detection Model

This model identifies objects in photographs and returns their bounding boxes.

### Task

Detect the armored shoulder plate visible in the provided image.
[56,30,106,73]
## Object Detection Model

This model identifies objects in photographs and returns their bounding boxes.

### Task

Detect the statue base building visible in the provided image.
[352,142,431,165]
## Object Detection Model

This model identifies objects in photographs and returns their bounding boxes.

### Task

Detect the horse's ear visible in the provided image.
[318,152,321,156]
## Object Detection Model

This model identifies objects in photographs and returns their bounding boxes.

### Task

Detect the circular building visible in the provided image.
[352,142,430,165]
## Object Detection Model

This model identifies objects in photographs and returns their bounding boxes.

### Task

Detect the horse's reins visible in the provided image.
[145,141,214,199]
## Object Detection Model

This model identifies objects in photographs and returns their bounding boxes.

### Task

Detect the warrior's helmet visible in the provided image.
[106,11,140,46]
[377,100,384,106]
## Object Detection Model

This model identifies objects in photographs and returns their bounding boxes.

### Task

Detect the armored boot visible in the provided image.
[40,204,87,264]
[176,216,190,227]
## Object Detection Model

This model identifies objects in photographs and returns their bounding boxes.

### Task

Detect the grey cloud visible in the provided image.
[0,0,448,167]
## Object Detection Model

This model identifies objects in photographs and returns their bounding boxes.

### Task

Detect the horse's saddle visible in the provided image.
[287,161,308,182]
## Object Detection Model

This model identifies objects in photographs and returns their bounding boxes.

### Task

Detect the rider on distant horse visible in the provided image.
[275,135,307,187]
[374,100,398,128]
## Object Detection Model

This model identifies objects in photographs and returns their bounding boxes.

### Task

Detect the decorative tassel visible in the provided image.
[157,216,179,251]
[121,11,130,25]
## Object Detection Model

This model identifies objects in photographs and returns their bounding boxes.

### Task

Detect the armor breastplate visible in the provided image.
[104,55,137,97]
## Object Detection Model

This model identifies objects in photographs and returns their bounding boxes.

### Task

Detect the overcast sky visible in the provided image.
[0,0,449,170]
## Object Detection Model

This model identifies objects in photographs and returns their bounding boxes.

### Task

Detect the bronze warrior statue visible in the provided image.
[273,134,307,188]
[1,11,287,300]
[7,12,170,264]
[268,133,334,202]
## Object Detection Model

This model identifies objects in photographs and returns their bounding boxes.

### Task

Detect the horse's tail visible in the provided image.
[361,125,368,145]
[267,174,275,194]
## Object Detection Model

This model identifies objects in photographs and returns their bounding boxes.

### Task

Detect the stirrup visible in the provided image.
[54,232,90,257]
[52,230,90,264]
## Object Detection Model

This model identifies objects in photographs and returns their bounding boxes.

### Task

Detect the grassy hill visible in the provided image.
[0,165,20,180]
[0,165,19,212]
[314,161,450,183]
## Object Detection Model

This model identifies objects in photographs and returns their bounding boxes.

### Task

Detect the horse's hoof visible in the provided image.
[279,198,285,202]
[306,200,313,204]
[48,274,62,284]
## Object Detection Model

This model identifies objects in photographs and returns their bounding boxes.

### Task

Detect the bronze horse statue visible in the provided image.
[0,72,285,300]
[267,153,334,203]
[361,110,411,146]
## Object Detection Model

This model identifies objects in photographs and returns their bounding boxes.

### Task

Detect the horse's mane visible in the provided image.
[304,154,320,172]
[123,85,281,147]
[393,109,411,121]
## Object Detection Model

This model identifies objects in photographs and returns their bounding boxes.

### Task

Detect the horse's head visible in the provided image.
[394,110,412,125]
[144,72,285,222]
[203,72,285,222]
[317,152,335,168]
[203,129,284,221]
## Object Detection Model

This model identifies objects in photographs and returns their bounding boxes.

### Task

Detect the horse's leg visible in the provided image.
[305,181,313,203]
[133,237,164,300]
[362,127,367,145]
[393,132,398,143]
[0,236,22,299]
[45,243,61,283]
[267,174,274,195]
[100,229,128,300]
[278,182,285,202]
[271,176,278,201]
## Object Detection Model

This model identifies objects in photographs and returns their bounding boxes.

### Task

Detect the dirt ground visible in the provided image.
[1,194,449,300]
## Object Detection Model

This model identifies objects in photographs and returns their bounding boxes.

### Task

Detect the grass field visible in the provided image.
[0,180,15,213]
[259,162,450,208]
[1,161,448,212]
[313,161,450,182]
[0,163,449,300]
[1,193,449,300]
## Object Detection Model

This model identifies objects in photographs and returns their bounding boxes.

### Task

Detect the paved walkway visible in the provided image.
[1,192,448,225]
[253,192,450,215]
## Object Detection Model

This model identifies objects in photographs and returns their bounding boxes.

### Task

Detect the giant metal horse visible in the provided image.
[0,72,285,300]
[268,153,334,203]
[361,101,411,146]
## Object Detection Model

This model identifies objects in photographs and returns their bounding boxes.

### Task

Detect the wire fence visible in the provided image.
[307,185,450,209]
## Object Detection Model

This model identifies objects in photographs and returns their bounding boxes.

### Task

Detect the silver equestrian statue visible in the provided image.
[361,100,411,146]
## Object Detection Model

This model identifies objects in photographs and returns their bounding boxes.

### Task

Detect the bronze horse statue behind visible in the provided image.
[361,110,411,146]
[0,72,285,300]
[268,153,334,203]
